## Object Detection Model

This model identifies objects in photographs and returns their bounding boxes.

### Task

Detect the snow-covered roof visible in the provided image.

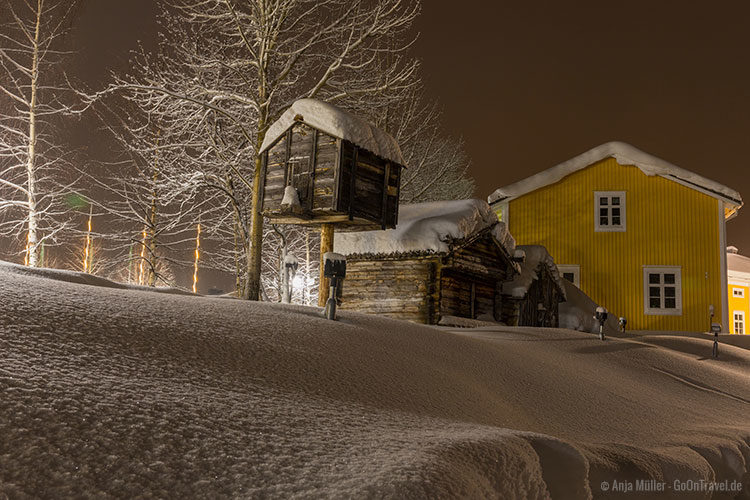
[260,98,405,165]
[500,245,566,300]
[488,142,743,211]
[728,251,750,276]
[334,199,514,257]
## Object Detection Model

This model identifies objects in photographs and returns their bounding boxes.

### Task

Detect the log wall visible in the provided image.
[261,123,400,228]
[339,257,439,323]
[439,270,496,320]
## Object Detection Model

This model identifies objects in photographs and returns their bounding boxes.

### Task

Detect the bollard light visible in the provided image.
[323,252,346,320]
[594,306,608,341]
[711,322,721,358]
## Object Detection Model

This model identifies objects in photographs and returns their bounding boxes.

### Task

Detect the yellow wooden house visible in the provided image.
[489,142,743,332]
[727,246,750,334]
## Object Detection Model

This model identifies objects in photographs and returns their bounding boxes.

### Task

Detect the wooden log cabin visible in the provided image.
[258,99,405,230]
[333,199,520,324]
[500,245,566,327]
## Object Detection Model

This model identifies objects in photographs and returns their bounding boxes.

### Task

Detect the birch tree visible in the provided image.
[100,0,420,299]
[0,0,77,266]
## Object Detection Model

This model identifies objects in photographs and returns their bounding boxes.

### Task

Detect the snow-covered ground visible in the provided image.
[1,261,748,498]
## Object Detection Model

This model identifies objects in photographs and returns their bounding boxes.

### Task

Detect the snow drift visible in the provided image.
[1,261,748,498]
[559,279,621,335]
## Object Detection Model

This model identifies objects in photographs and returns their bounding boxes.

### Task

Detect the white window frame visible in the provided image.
[594,191,626,232]
[732,287,745,298]
[557,265,580,287]
[643,266,682,316]
[733,311,745,334]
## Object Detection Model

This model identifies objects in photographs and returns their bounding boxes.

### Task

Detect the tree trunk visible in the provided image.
[147,136,159,286]
[318,223,334,307]
[25,0,42,267]
[245,131,266,300]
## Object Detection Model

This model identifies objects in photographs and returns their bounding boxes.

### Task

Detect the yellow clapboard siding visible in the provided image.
[508,158,722,332]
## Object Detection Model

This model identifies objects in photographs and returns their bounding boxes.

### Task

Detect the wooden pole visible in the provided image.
[318,223,334,306]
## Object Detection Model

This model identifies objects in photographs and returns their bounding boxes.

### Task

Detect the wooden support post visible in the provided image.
[318,223,334,306]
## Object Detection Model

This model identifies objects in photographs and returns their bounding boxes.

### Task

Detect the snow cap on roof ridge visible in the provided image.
[488,141,742,208]
[334,199,511,257]
[259,98,405,165]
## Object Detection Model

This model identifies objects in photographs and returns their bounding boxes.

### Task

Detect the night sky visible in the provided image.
[70,1,750,251]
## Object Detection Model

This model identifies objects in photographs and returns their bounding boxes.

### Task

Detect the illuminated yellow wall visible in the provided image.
[507,158,723,332]
[728,283,749,334]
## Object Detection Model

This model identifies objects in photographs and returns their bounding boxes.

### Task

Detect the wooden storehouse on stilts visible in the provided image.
[258,99,407,306]
[500,245,566,327]
[334,199,520,324]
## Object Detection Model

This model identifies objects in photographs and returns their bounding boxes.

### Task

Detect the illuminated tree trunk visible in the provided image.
[245,129,266,300]
[192,222,201,293]
[147,135,160,286]
[83,204,93,272]
[24,0,43,267]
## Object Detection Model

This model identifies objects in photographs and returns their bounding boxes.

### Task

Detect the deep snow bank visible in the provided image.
[1,261,748,498]
[559,278,620,335]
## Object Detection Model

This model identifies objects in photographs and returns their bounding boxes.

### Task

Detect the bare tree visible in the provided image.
[98,0,420,299]
[344,85,475,204]
[0,0,78,266]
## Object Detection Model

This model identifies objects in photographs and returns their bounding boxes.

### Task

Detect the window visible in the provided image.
[733,311,745,334]
[643,266,682,315]
[595,191,626,232]
[557,265,580,287]
[733,287,745,298]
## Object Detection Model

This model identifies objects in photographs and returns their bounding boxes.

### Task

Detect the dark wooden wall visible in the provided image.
[501,266,562,327]
[340,232,517,324]
[339,257,439,323]
[263,123,338,214]
[262,122,400,228]
[439,269,495,320]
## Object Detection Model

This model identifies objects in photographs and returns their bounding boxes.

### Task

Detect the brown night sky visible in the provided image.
[70,1,750,252]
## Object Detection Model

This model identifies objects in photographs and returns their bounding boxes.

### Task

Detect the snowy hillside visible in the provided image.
[1,261,749,498]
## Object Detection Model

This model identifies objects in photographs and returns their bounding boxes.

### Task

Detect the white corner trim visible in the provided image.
[719,200,729,332]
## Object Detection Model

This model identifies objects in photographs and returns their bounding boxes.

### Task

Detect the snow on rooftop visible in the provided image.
[501,245,565,300]
[1,260,749,496]
[728,250,750,276]
[260,98,405,165]
[488,141,743,209]
[334,199,512,257]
